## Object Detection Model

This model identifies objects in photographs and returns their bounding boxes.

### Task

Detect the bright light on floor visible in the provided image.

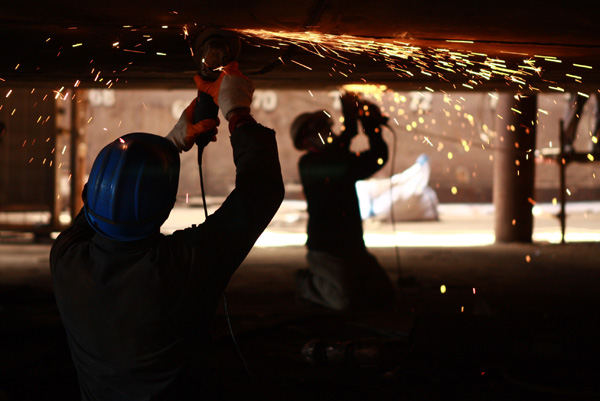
[533,231,600,243]
[160,202,600,247]
[255,231,495,247]
[254,232,308,247]
[363,232,495,247]
[253,229,600,247]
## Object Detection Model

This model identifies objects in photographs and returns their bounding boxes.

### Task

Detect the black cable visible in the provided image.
[382,123,417,291]
[384,124,403,277]
[222,294,255,381]
[198,149,209,218]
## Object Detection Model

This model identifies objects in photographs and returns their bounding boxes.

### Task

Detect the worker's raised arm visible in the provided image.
[169,62,284,279]
[347,99,389,181]
[338,91,360,147]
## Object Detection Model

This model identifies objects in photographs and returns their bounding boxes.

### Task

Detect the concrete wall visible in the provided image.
[81,88,600,204]
[0,88,56,211]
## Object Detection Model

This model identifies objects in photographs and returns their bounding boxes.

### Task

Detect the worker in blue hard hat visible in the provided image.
[50,63,284,400]
[291,92,395,311]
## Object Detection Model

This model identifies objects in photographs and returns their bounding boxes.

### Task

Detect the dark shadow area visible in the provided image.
[1,243,599,400]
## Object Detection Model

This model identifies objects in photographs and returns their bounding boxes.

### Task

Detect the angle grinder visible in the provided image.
[192,28,242,148]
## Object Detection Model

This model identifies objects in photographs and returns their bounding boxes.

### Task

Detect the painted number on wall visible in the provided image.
[252,90,278,112]
[88,90,115,107]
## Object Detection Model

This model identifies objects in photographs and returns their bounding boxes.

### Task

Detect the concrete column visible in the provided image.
[493,94,537,243]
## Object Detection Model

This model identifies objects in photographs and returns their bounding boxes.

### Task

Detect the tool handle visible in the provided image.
[194,91,219,149]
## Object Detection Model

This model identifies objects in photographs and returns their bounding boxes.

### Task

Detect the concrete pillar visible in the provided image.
[493,94,537,243]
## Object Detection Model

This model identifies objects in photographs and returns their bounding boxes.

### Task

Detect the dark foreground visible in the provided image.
[1,241,599,401]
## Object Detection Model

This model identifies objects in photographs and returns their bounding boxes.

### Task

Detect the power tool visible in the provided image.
[192,28,242,149]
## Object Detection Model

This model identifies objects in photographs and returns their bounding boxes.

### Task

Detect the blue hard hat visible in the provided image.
[84,133,180,241]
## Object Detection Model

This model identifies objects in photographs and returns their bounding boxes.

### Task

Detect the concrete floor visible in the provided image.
[1,205,600,400]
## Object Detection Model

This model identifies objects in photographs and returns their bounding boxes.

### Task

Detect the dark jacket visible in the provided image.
[299,121,388,254]
[50,123,284,400]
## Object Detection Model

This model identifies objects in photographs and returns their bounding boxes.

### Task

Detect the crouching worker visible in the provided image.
[50,63,284,400]
[291,92,395,311]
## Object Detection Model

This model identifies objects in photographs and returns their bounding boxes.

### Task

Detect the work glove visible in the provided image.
[166,99,219,152]
[193,61,254,121]
[341,91,360,120]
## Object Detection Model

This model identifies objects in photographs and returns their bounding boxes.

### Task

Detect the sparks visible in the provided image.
[343,84,387,95]
[290,59,313,70]
[573,63,592,69]
[317,132,325,144]
[237,29,544,90]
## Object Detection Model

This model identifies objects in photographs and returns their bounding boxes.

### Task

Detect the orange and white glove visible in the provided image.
[166,99,219,152]
[193,61,254,121]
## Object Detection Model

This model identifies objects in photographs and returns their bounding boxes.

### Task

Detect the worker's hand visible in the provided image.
[166,99,219,152]
[341,91,360,119]
[194,62,254,121]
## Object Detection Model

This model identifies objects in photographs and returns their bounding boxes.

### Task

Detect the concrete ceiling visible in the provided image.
[1,1,599,92]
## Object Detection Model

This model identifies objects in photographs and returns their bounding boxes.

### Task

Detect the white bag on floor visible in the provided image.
[356,154,439,222]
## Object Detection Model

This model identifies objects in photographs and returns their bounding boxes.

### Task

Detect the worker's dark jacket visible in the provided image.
[299,125,387,254]
[50,123,284,400]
